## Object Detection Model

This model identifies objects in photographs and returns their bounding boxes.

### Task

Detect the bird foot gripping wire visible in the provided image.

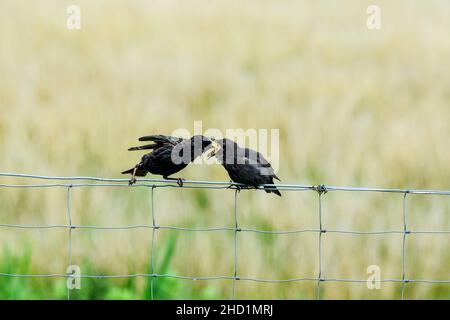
[227,182,253,193]
[162,176,185,187]
[227,181,243,192]
[129,167,138,186]
[226,180,235,190]
[176,178,184,187]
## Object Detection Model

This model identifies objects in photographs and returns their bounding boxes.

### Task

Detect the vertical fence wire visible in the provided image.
[149,186,157,300]
[401,192,409,300]
[232,189,239,300]
[66,185,73,300]
[316,191,324,300]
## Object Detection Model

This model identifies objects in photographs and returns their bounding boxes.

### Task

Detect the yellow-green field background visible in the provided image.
[0,0,449,299]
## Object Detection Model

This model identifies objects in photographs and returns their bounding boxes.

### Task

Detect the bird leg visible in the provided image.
[176,178,184,187]
[129,166,138,186]
[227,181,254,192]
[163,176,185,187]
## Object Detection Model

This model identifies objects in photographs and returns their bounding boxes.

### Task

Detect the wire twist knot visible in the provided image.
[313,184,327,195]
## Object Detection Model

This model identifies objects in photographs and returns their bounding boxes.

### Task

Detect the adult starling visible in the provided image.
[122,134,213,186]
[207,138,281,196]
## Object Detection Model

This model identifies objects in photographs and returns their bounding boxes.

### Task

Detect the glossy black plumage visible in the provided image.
[210,138,281,196]
[122,135,213,185]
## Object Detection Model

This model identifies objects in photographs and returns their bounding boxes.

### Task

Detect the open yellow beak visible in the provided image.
[206,140,221,160]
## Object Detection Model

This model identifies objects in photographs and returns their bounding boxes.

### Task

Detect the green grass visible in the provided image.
[0,233,220,300]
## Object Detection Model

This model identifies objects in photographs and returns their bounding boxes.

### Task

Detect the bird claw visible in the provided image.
[128,166,138,186]
[177,178,185,187]
[227,182,252,192]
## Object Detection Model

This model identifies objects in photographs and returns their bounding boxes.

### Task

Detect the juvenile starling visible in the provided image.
[207,138,281,196]
[122,135,213,186]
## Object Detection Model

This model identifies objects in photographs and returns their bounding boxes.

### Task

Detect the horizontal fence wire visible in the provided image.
[0,172,449,300]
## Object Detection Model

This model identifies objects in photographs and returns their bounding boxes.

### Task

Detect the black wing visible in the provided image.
[243,147,280,181]
[128,135,185,151]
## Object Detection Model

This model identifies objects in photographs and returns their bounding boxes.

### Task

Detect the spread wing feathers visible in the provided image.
[138,135,184,146]
[128,143,158,151]
[121,167,147,176]
[128,135,185,152]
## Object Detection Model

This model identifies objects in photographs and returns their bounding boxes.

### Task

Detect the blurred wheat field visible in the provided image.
[0,0,449,299]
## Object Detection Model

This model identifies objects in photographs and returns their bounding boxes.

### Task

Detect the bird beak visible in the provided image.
[206,141,220,159]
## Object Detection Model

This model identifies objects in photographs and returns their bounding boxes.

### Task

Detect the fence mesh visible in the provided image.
[1,172,449,300]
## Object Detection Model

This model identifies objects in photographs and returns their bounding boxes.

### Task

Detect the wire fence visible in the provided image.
[1,172,450,300]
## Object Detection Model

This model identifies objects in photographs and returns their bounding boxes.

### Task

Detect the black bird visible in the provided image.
[207,138,281,196]
[122,134,213,186]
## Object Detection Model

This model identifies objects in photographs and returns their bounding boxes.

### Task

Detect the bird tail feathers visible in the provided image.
[264,186,282,197]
